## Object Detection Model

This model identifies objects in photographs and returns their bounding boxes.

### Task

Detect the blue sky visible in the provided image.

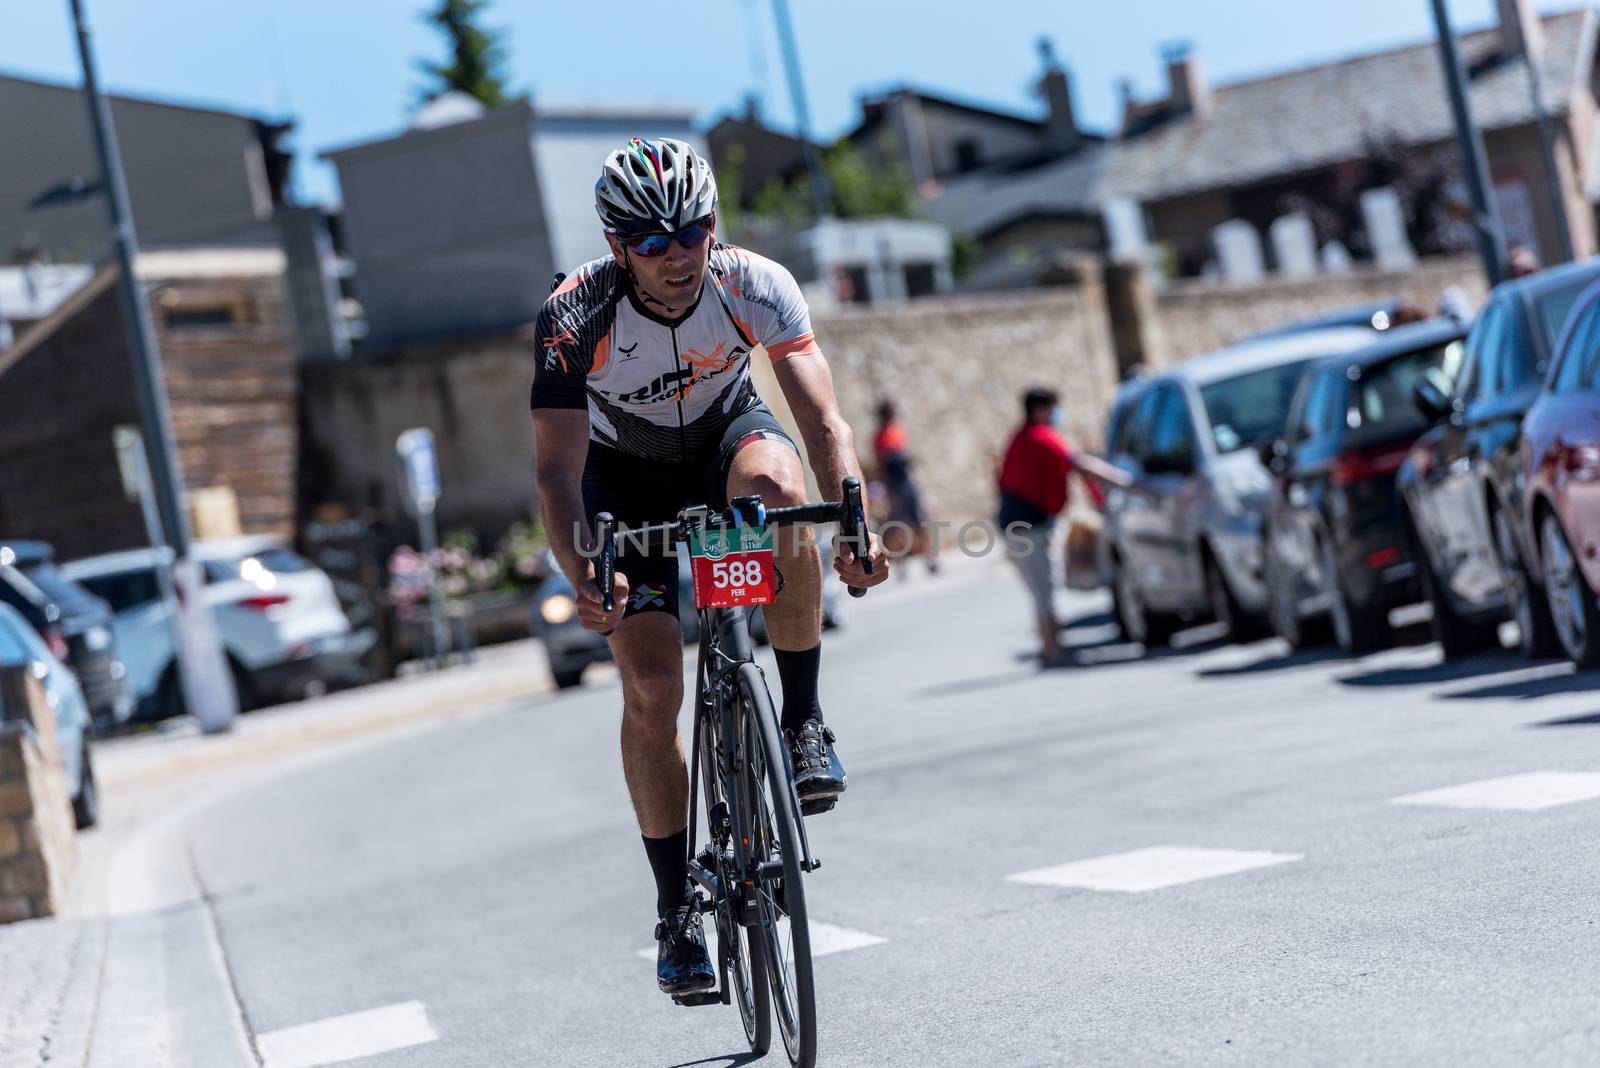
[0,0,1580,206]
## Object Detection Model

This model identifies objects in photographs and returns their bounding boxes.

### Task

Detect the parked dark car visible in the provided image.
[1397,258,1600,658]
[1261,319,1466,653]
[1518,275,1600,667]
[1101,327,1377,646]
[0,541,133,727]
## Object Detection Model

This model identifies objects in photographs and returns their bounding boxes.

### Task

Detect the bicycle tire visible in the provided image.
[697,699,770,1053]
[737,662,816,1068]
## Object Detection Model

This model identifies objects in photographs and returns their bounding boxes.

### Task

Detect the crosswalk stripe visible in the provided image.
[637,920,886,961]
[1391,772,1600,811]
[1008,846,1303,893]
[257,1001,437,1068]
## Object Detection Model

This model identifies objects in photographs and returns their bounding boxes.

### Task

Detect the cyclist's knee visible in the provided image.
[620,662,683,724]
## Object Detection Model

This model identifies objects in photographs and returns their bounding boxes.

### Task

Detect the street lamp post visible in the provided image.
[770,0,832,221]
[1429,0,1508,285]
[68,0,237,733]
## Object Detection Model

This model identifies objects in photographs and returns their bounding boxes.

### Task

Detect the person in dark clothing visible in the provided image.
[872,400,937,573]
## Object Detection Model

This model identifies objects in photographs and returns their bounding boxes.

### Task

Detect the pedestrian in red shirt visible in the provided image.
[998,388,1130,666]
[872,400,938,575]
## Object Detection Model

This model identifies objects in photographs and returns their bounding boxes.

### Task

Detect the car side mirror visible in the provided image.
[1413,378,1450,422]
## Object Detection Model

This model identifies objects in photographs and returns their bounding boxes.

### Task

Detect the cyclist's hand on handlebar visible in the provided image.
[578,570,629,632]
[833,530,889,590]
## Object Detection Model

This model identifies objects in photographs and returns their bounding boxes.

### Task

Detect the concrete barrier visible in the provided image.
[0,666,77,922]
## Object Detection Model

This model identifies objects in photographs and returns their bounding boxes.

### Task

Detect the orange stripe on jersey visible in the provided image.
[767,332,819,362]
[550,272,584,298]
[592,331,611,375]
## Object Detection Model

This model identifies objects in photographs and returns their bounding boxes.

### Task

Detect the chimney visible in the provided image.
[1162,41,1211,120]
[742,92,763,125]
[1035,37,1081,156]
[1498,0,1543,58]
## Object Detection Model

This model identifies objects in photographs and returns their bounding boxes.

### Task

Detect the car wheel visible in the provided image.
[1539,512,1600,668]
[552,665,586,690]
[1321,538,1388,654]
[72,741,98,830]
[1494,504,1562,659]
[1205,554,1264,643]
[1418,539,1499,659]
[1111,555,1174,647]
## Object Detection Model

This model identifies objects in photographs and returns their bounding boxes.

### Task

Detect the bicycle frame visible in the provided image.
[684,604,818,931]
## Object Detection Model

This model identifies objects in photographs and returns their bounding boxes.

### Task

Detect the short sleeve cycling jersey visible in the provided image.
[530,244,820,463]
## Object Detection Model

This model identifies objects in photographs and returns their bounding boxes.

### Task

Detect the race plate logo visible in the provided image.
[699,531,731,560]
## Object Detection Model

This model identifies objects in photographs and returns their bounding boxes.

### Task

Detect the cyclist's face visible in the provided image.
[607,222,713,317]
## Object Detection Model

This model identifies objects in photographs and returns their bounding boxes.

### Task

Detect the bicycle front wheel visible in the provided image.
[737,662,816,1068]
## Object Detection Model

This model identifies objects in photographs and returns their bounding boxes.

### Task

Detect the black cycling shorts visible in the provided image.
[582,404,799,621]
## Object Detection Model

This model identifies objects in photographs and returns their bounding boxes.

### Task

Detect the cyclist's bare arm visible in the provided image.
[773,352,889,588]
[532,409,627,630]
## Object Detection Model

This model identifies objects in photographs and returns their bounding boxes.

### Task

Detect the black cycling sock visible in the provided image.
[642,830,691,918]
[774,643,823,735]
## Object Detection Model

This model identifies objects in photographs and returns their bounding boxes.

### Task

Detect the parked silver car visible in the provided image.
[1101,328,1378,646]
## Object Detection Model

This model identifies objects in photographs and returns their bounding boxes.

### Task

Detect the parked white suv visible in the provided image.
[61,536,370,717]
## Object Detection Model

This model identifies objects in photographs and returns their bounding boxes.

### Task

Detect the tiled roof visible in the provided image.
[1099,8,1596,202]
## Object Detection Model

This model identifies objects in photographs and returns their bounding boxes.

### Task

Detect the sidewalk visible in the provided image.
[0,638,558,1068]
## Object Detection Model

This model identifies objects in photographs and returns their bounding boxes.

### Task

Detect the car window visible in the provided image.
[78,568,161,613]
[1201,358,1319,454]
[1453,301,1498,402]
[1148,386,1197,467]
[1534,279,1590,354]
[15,561,101,615]
[1315,370,1350,437]
[1293,371,1331,442]
[1552,295,1600,393]
[203,547,310,583]
[1470,302,1514,400]
[1119,387,1163,461]
[1355,343,1455,431]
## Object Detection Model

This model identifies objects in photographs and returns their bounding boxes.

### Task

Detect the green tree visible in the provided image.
[416,0,512,109]
[749,142,914,224]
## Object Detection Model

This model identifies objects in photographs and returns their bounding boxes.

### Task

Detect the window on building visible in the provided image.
[903,263,937,298]
[953,139,982,172]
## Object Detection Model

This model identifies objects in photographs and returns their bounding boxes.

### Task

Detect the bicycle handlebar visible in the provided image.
[592,477,874,611]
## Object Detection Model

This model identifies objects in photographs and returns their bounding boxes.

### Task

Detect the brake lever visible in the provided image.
[594,512,617,614]
[840,476,870,599]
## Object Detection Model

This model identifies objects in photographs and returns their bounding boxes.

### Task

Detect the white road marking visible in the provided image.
[1007,846,1303,893]
[1392,772,1600,811]
[637,920,886,961]
[257,1001,437,1068]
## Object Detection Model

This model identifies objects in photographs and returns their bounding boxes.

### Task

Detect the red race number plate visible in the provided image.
[688,526,777,609]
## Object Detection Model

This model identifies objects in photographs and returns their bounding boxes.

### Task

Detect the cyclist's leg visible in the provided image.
[584,448,697,915]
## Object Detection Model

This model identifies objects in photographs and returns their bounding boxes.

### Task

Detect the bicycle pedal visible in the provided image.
[672,990,724,1008]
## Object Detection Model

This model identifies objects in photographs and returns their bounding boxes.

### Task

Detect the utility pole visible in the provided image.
[770,0,832,220]
[1522,53,1575,263]
[69,0,237,732]
[1430,0,1507,285]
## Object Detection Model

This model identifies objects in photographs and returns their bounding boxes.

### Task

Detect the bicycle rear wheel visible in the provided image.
[736,662,816,1068]
[697,699,769,1053]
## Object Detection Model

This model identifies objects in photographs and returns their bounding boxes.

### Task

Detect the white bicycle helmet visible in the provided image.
[595,136,718,235]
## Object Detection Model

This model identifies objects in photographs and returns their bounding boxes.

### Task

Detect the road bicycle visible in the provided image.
[594,477,870,1068]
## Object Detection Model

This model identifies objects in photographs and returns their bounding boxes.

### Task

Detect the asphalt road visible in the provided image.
[182,560,1600,1067]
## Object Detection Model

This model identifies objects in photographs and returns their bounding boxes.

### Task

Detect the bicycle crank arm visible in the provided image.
[687,860,720,903]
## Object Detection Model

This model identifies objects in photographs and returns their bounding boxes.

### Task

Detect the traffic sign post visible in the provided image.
[396,428,450,667]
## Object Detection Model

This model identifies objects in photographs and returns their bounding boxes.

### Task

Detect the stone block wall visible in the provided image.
[1152,255,1488,363]
[0,669,77,923]
[809,266,1120,524]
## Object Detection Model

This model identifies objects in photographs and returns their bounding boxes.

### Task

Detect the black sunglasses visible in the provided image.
[619,215,715,258]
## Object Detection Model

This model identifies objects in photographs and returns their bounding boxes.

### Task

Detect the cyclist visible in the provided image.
[530,137,888,996]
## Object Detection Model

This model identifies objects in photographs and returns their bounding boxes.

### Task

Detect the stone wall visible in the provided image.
[808,265,1120,523]
[297,254,1495,531]
[0,669,77,923]
[300,331,538,540]
[1151,255,1488,363]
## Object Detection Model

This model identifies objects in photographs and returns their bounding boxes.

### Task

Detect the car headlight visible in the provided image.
[540,595,576,625]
